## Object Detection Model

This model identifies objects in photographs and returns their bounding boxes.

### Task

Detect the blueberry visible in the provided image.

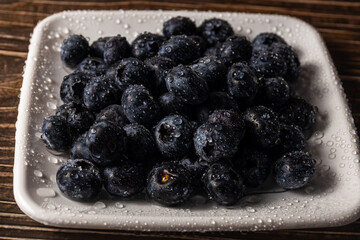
[158,92,192,118]
[154,115,193,159]
[194,122,240,162]
[208,110,245,138]
[61,34,89,69]
[219,36,252,65]
[277,97,316,130]
[121,84,160,127]
[76,57,108,77]
[190,56,227,91]
[233,147,271,188]
[83,76,122,112]
[163,16,197,38]
[271,124,306,157]
[144,56,177,96]
[274,151,315,189]
[204,42,222,57]
[107,58,155,93]
[146,161,193,205]
[250,50,287,78]
[165,65,208,105]
[202,161,245,205]
[95,104,128,126]
[258,77,290,108]
[60,71,90,104]
[90,37,110,58]
[188,35,207,54]
[55,102,95,137]
[227,62,259,107]
[252,32,286,53]
[179,156,210,189]
[103,161,145,197]
[196,91,239,123]
[103,35,131,66]
[131,32,165,60]
[56,159,102,201]
[86,121,127,166]
[41,115,72,152]
[70,133,91,160]
[158,35,201,64]
[123,123,157,162]
[199,18,234,47]
[243,106,281,149]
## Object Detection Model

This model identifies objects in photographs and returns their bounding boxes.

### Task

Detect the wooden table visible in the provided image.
[1,0,359,239]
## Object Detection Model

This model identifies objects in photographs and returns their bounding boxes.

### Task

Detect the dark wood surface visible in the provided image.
[1,0,360,239]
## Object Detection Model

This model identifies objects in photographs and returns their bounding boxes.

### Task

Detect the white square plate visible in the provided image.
[14,10,360,231]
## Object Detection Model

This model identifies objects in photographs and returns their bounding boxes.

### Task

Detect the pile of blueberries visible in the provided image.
[42,16,317,206]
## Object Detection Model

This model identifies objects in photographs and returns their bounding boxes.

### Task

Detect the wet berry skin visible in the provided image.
[257,77,290,108]
[121,84,160,127]
[131,32,165,60]
[227,62,259,107]
[204,42,222,57]
[60,71,90,104]
[103,161,145,197]
[70,133,91,161]
[252,32,286,53]
[208,110,245,138]
[163,16,197,38]
[188,35,207,54]
[56,159,102,201]
[202,161,245,206]
[95,104,128,126]
[194,122,240,162]
[199,18,234,47]
[250,50,287,78]
[179,156,210,190]
[233,147,272,188]
[42,115,72,152]
[274,151,316,189]
[123,123,157,162]
[243,106,281,149]
[219,36,252,66]
[165,65,209,105]
[90,37,110,58]
[83,76,122,112]
[146,161,193,206]
[61,34,89,69]
[154,115,193,159]
[85,121,127,167]
[158,35,201,64]
[158,92,192,118]
[272,124,306,157]
[103,35,131,66]
[76,57,108,77]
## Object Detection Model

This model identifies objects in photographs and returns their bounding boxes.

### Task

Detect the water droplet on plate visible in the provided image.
[34,170,43,178]
[36,188,56,198]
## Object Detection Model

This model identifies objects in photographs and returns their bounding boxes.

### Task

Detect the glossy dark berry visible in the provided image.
[163,16,197,38]
[158,35,201,64]
[165,65,209,105]
[227,62,259,107]
[194,122,240,162]
[70,133,91,160]
[199,18,234,46]
[95,104,128,126]
[103,35,131,66]
[188,35,207,54]
[121,84,160,127]
[179,156,210,188]
[103,161,145,197]
[219,35,252,65]
[252,32,286,53]
[90,37,110,58]
[131,32,165,60]
[123,123,157,162]
[144,56,177,96]
[202,161,245,205]
[243,106,281,149]
[204,42,222,57]
[250,50,287,78]
[146,161,193,205]
[55,102,95,137]
[208,110,245,138]
[76,57,108,77]
[56,159,102,201]
[41,115,72,152]
[190,56,227,91]
[274,151,315,189]
[154,115,193,159]
[272,124,306,157]
[60,71,90,104]
[258,77,290,108]
[83,76,121,112]
[85,121,127,166]
[233,147,271,188]
[158,92,191,118]
[196,91,239,123]
[61,34,89,69]
[277,97,316,130]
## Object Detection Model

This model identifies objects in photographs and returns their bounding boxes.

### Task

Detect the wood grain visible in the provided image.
[0,0,359,239]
